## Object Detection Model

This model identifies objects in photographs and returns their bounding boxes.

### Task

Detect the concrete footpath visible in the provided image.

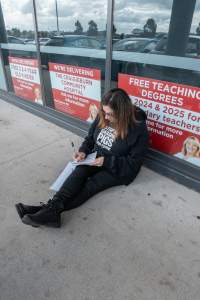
[0,99,200,300]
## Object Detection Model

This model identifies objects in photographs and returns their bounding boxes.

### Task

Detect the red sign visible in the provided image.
[118,74,200,167]
[49,63,101,122]
[9,56,43,105]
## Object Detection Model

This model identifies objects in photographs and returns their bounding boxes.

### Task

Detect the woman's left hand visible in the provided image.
[91,157,104,167]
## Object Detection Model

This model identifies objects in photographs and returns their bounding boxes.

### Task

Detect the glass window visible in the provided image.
[35,0,107,123]
[113,0,200,58]
[0,0,35,43]
[0,1,44,106]
[112,0,200,169]
[66,38,89,48]
[89,38,103,49]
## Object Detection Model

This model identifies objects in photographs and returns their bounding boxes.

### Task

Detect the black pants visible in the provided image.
[54,165,123,211]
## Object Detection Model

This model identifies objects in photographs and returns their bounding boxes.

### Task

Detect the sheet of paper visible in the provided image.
[50,162,75,192]
[50,152,97,192]
[71,152,97,166]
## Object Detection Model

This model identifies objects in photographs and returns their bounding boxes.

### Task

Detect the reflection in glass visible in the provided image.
[114,0,173,39]
[35,0,107,121]
[45,35,103,49]
[113,0,200,58]
[113,38,158,53]
[1,0,35,43]
[35,0,107,47]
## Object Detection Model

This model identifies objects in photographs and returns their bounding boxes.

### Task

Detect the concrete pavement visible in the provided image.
[0,99,200,300]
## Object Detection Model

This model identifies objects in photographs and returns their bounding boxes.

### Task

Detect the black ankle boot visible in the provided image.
[15,203,41,219]
[21,198,64,228]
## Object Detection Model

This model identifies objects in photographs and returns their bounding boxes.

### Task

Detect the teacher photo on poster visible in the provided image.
[174,136,200,167]
[34,87,43,106]
[86,103,99,123]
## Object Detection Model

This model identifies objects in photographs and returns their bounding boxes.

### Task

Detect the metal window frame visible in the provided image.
[0,47,8,91]
[0,1,8,91]
[105,0,114,92]
[32,0,47,107]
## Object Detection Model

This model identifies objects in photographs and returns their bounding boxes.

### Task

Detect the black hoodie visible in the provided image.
[79,107,149,185]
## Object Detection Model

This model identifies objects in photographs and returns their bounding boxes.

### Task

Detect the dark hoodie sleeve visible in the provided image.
[78,117,99,155]
[103,110,149,178]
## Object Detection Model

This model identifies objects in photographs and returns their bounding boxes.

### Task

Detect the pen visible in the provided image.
[71,141,76,155]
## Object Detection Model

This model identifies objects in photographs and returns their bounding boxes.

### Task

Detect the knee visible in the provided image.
[72,165,89,177]
[86,177,103,194]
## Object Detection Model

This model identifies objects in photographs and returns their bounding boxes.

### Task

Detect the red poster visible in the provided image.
[49,63,101,122]
[118,74,200,167]
[9,56,43,105]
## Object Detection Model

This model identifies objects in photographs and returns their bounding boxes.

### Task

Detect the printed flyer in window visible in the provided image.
[49,63,101,123]
[118,74,200,167]
[8,56,43,105]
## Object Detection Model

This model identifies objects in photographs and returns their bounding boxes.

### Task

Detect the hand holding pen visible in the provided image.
[71,141,86,162]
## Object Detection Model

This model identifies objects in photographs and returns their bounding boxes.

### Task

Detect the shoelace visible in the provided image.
[39,198,63,213]
[39,199,54,209]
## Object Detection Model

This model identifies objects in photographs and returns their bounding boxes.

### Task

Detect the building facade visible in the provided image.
[0,0,199,191]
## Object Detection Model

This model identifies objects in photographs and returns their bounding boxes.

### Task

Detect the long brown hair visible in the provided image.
[98,88,138,139]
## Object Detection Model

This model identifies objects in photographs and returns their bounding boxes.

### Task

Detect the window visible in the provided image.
[112,0,200,168]
[0,0,43,106]
[36,0,107,122]
[70,38,89,48]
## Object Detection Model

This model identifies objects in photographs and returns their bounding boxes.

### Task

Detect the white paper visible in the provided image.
[50,162,75,192]
[50,152,97,192]
[71,152,97,166]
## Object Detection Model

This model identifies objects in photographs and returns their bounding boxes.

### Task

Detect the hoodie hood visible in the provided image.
[135,107,147,121]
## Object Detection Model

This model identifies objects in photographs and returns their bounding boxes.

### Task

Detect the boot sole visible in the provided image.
[15,203,25,219]
[22,215,61,228]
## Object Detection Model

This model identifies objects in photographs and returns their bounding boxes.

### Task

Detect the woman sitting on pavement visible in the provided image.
[15,88,149,228]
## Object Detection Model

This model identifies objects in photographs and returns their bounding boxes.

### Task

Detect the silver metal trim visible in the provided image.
[55,0,60,35]
[112,51,200,72]
[0,43,200,72]
[105,0,114,92]
[40,46,106,59]
[32,0,46,107]
[0,44,36,51]
[1,42,199,72]
[0,48,8,91]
